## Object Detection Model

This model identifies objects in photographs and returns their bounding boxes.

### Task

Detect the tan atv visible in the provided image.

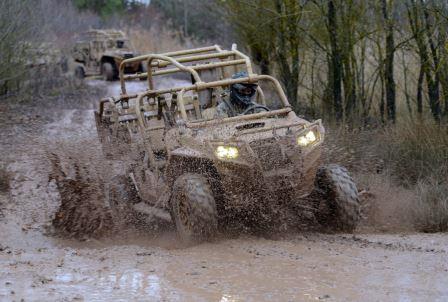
[92,45,361,243]
[72,30,145,81]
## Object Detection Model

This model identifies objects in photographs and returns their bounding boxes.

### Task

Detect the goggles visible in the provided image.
[233,83,257,96]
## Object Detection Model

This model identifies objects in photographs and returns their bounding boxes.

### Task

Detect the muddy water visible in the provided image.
[1,79,448,302]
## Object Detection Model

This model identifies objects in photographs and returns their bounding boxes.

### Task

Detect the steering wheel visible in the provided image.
[240,104,270,115]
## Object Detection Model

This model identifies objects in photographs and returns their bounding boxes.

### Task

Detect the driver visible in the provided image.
[215,71,265,117]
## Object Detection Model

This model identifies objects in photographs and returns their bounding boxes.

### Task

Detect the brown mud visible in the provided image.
[0,79,447,301]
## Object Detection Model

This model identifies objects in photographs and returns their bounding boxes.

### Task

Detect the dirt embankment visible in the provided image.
[0,80,447,302]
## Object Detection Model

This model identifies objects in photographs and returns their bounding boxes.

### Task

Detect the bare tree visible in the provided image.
[0,0,37,95]
[381,0,397,123]
[407,0,443,122]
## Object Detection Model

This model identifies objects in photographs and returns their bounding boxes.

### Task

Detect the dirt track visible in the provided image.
[1,80,447,302]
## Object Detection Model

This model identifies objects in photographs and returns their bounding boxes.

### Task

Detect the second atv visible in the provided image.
[72,29,145,81]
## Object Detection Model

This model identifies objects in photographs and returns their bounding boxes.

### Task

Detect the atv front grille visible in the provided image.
[249,138,293,171]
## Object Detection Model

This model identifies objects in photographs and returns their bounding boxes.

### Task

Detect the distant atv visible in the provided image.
[72,29,145,81]
[91,45,361,243]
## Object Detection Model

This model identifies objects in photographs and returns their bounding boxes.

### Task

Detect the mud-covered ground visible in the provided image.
[1,80,447,302]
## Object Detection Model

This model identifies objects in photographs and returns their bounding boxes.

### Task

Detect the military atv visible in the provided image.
[92,44,361,243]
[72,30,145,81]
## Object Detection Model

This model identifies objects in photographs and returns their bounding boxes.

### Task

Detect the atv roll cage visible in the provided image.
[89,45,359,244]
[110,44,293,129]
[118,44,256,94]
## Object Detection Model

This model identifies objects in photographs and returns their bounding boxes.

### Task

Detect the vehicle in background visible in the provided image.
[72,29,145,81]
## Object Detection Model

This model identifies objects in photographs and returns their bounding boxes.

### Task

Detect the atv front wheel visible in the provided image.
[102,62,115,81]
[170,174,218,244]
[313,164,360,232]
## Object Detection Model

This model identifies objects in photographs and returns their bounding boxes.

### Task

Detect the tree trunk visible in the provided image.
[328,0,343,122]
[273,0,300,110]
[252,48,270,75]
[380,74,385,123]
[417,64,424,118]
[381,0,396,123]
[407,1,441,122]
[427,79,441,122]
[401,51,413,117]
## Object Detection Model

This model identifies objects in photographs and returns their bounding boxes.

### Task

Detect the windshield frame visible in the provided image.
[177,75,290,126]
[129,74,292,130]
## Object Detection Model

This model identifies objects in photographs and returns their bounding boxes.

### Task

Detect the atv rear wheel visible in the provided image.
[101,62,115,81]
[313,164,360,232]
[170,173,218,244]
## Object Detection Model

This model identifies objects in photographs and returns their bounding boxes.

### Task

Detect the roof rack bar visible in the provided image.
[119,48,231,66]
[118,44,255,95]
[153,58,246,75]
[161,45,222,57]
[154,51,236,68]
[120,51,239,94]
[123,59,246,80]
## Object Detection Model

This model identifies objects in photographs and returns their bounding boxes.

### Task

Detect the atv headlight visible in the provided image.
[215,145,239,159]
[297,130,317,147]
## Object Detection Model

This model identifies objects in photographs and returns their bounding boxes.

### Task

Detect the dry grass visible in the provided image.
[373,123,448,232]
[413,179,448,232]
[326,121,448,232]
[356,173,416,232]
[381,121,448,185]
[323,126,383,175]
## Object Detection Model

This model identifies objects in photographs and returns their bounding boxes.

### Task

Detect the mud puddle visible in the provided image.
[1,79,447,301]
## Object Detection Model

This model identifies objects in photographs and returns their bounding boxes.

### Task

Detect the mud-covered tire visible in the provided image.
[74,66,85,79]
[313,164,360,232]
[108,175,140,221]
[102,62,115,81]
[170,173,218,244]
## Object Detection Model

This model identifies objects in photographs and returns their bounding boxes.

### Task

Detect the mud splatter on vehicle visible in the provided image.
[52,45,361,244]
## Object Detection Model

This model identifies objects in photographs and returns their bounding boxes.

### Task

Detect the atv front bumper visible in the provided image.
[211,128,323,208]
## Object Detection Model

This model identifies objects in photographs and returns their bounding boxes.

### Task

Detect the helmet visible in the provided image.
[230,71,257,106]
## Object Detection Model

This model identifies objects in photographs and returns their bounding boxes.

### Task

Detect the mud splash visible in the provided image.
[1,79,447,301]
[49,152,113,239]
